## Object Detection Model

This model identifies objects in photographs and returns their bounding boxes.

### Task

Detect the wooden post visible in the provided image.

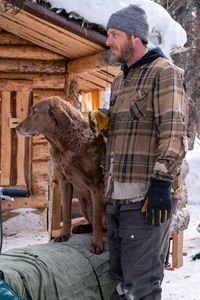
[67,51,110,75]
[81,89,101,113]
[171,231,184,268]
[90,90,101,109]
[65,74,79,108]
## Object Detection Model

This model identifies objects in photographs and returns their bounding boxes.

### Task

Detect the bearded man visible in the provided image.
[102,4,187,300]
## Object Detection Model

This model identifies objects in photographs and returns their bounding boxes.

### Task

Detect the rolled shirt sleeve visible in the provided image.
[152,65,187,181]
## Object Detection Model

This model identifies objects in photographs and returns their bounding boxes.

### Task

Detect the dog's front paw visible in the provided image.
[54,232,70,242]
[90,241,104,255]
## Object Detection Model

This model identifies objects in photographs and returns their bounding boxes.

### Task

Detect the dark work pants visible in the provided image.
[106,202,171,300]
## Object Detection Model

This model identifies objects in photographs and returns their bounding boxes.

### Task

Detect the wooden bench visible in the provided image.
[169,231,184,268]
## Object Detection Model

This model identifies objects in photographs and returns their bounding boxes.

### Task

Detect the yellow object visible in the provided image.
[89,109,110,137]
[141,199,148,213]
[141,199,168,225]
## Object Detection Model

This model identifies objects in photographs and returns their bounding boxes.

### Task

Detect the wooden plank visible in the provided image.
[0,75,64,90]
[104,66,120,76]
[0,91,2,172]
[172,231,184,268]
[81,93,92,112]
[0,82,32,188]
[0,76,104,95]
[32,161,50,194]
[33,90,66,105]
[0,45,64,60]
[65,75,80,108]
[1,194,48,211]
[77,77,103,91]
[16,90,31,186]
[48,164,61,239]
[32,143,50,161]
[0,91,11,185]
[32,135,47,145]
[81,91,103,112]
[0,10,104,59]
[81,73,112,88]
[0,72,114,92]
[0,71,116,84]
[32,160,50,175]
[0,59,66,73]
[0,32,32,45]
[33,74,65,90]
[10,91,18,186]
[0,79,32,91]
[9,118,24,128]
[67,51,109,74]
[0,73,34,80]
[91,90,101,109]
[93,69,116,83]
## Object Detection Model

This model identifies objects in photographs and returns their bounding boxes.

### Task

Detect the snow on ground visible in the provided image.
[2,208,49,252]
[162,203,200,300]
[1,140,200,299]
[162,139,200,300]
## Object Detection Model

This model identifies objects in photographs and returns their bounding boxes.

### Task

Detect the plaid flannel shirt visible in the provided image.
[105,57,187,199]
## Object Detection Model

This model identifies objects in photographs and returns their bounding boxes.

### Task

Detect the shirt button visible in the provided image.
[131,234,134,239]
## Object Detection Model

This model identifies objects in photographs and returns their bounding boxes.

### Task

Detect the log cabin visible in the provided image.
[0,0,120,235]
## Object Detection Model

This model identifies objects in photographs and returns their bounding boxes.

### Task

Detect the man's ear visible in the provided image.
[48,105,73,127]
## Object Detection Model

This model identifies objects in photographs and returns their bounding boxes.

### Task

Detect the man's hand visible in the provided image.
[88,108,110,137]
[142,178,171,226]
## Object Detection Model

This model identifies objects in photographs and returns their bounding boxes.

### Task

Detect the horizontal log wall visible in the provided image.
[0,59,66,73]
[0,45,64,60]
[0,30,68,211]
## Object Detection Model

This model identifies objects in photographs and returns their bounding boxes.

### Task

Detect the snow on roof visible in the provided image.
[45,0,187,57]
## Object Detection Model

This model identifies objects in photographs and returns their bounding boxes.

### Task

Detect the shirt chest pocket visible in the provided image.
[130,89,149,120]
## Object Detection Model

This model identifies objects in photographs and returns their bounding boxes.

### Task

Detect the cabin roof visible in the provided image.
[0,1,119,92]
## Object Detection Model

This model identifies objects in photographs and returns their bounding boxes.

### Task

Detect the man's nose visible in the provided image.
[106,36,112,47]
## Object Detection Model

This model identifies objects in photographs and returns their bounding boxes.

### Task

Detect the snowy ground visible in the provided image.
[2,208,49,252]
[162,203,200,300]
[162,139,200,300]
[1,140,200,300]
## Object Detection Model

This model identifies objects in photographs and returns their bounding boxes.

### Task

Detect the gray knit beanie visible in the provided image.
[107,5,149,43]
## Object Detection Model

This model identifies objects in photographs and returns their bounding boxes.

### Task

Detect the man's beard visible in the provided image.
[111,39,135,64]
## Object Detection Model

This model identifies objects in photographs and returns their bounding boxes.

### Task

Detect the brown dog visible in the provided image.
[16,96,106,254]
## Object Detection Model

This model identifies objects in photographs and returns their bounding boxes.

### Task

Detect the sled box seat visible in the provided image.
[0,234,117,300]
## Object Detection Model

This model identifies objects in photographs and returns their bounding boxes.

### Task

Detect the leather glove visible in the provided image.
[88,108,110,137]
[141,178,172,226]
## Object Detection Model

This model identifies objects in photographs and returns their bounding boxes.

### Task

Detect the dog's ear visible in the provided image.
[48,105,73,127]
